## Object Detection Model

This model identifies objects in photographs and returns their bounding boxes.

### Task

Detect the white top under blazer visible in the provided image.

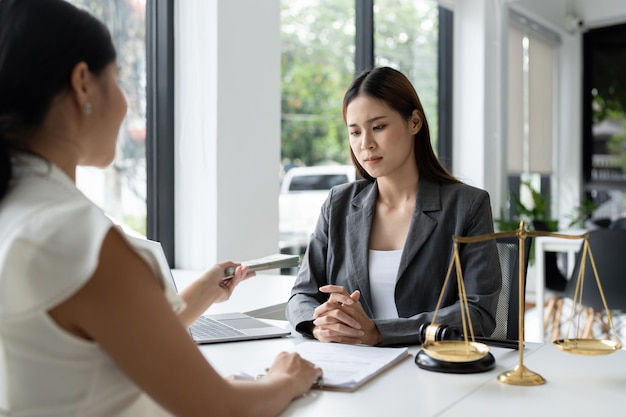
[368,249,402,319]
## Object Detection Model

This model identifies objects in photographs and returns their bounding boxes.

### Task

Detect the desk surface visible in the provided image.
[174,269,626,416]
[198,331,523,416]
[171,270,296,317]
[441,342,626,416]
[198,330,626,416]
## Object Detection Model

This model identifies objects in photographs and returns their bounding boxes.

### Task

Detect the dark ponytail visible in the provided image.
[0,0,117,200]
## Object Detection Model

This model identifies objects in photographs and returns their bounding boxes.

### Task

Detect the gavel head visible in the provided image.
[418,323,461,344]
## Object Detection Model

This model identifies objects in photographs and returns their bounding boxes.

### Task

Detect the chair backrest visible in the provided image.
[609,217,626,230]
[566,229,626,311]
[491,236,532,340]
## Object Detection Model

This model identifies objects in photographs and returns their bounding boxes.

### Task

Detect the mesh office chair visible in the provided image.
[547,229,626,341]
[490,236,532,341]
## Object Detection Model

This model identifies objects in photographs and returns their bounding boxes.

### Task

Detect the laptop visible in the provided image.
[128,236,291,344]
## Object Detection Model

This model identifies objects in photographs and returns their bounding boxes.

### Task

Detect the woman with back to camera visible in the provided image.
[286,66,502,347]
[0,0,321,416]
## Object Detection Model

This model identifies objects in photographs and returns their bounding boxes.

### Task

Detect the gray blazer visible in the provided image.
[285,176,501,346]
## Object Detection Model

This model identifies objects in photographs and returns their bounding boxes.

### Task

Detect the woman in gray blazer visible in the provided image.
[286,67,501,347]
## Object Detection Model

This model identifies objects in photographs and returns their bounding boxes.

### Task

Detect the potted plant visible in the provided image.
[494,181,558,233]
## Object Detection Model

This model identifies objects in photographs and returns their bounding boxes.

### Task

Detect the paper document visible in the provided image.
[236,342,408,391]
[290,342,409,391]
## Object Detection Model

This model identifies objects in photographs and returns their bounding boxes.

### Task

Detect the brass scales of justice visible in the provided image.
[415,220,622,386]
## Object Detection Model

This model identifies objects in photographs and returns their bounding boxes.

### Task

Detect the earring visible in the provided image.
[83,102,92,115]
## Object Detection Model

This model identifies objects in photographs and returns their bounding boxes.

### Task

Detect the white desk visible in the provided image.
[199,333,529,416]
[198,333,626,416]
[533,233,585,341]
[440,343,626,416]
[174,267,626,416]
[171,270,297,319]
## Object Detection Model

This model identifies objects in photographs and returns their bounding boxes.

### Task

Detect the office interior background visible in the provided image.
[70,0,626,274]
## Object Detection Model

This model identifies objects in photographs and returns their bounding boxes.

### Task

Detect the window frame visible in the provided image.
[146,0,175,266]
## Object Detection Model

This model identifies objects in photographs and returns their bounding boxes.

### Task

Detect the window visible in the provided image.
[70,0,146,236]
[506,11,560,224]
[69,0,148,236]
[67,0,175,265]
[280,0,449,170]
[280,0,356,170]
[374,0,440,149]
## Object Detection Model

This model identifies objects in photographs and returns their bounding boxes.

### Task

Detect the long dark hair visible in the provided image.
[0,0,117,199]
[342,66,459,184]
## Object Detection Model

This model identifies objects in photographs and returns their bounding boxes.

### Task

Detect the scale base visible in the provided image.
[498,364,545,385]
[415,349,495,374]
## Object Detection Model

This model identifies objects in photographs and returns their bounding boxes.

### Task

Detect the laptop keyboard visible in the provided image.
[190,315,246,339]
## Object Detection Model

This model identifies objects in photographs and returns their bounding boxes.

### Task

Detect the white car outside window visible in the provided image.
[279,165,356,253]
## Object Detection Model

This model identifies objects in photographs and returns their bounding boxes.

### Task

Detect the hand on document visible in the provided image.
[237,342,408,392]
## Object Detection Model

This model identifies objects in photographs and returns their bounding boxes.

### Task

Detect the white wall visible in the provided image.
[452,0,508,216]
[509,0,626,30]
[175,0,281,269]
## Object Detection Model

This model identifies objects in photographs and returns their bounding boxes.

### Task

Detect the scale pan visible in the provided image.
[553,338,622,355]
[422,340,489,362]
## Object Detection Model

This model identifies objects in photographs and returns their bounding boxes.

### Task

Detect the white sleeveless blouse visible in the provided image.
[0,154,180,416]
